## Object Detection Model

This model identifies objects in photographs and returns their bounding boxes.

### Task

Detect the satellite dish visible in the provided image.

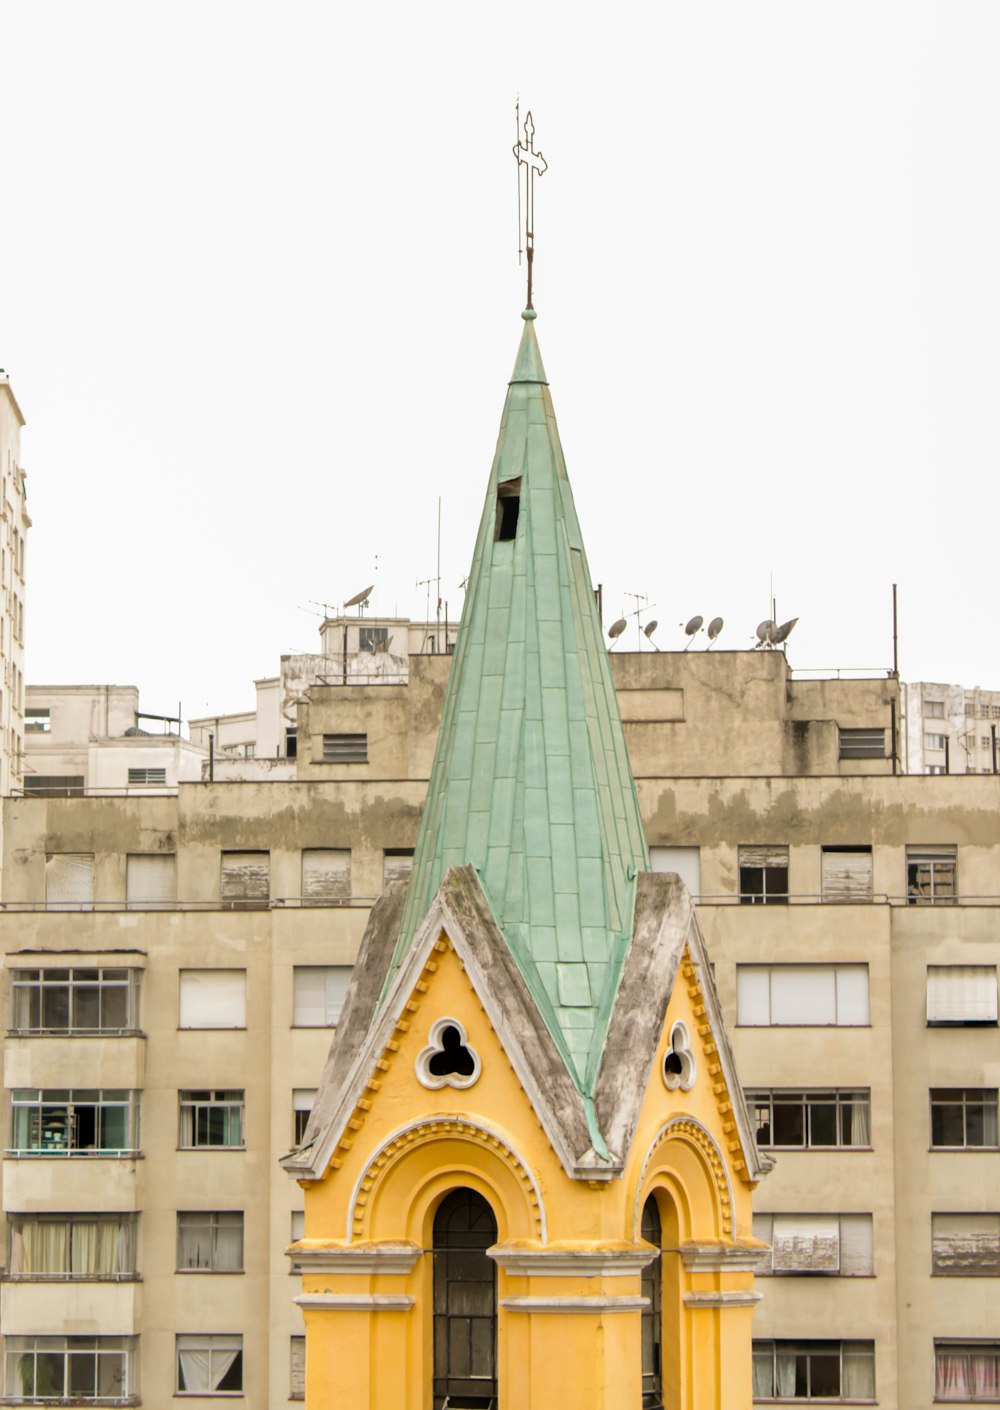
[684,616,704,636]
[343,584,375,609]
[773,617,799,645]
[643,620,658,638]
[707,616,724,642]
[608,618,628,643]
[756,619,776,646]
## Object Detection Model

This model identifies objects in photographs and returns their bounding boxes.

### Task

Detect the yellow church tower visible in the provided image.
[283,142,770,1407]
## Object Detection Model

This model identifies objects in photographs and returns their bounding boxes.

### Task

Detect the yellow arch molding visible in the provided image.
[632,1116,735,1241]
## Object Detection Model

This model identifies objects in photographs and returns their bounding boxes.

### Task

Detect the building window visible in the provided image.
[290,1336,305,1400]
[932,1214,1000,1276]
[495,477,521,542]
[641,1196,662,1408]
[737,965,869,1026]
[934,1342,1000,1401]
[24,707,50,733]
[820,847,873,903]
[433,1189,498,1407]
[752,1340,874,1402]
[931,1089,998,1149]
[127,766,166,786]
[177,1212,244,1272]
[752,1214,873,1276]
[359,625,389,653]
[838,727,886,760]
[650,845,701,898]
[747,1090,871,1149]
[292,1089,317,1145]
[907,845,957,904]
[383,848,415,887]
[126,853,176,908]
[220,851,270,909]
[301,849,351,904]
[9,968,140,1035]
[289,1211,304,1275]
[9,1090,139,1157]
[925,733,948,751]
[738,844,788,904]
[927,967,998,1026]
[321,732,368,763]
[176,1335,243,1395]
[3,1335,136,1402]
[292,966,351,1027]
[23,774,85,796]
[926,764,947,775]
[8,1214,137,1279]
[178,971,247,1030]
[178,1090,245,1149]
[926,701,946,719]
[44,853,94,909]
[285,727,297,760]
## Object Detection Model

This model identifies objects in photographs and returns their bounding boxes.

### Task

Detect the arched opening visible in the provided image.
[433,1187,498,1409]
[641,1194,664,1409]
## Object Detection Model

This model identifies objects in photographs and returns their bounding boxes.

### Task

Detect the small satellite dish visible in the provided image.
[706,616,724,648]
[756,619,776,646]
[773,617,798,645]
[608,618,628,643]
[343,584,375,609]
[643,620,658,638]
[684,616,704,636]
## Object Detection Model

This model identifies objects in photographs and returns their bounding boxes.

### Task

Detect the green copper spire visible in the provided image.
[392,312,649,1092]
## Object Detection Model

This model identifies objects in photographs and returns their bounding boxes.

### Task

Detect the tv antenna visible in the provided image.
[513,101,547,310]
[624,591,657,650]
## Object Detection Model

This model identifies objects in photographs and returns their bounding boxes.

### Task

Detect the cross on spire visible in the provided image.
[513,103,548,310]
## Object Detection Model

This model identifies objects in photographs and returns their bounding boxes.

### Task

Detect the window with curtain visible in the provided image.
[3,1336,136,1401]
[747,1090,871,1149]
[178,970,247,1029]
[292,966,351,1026]
[737,966,869,1026]
[176,1335,243,1394]
[9,1090,139,1156]
[931,1090,999,1148]
[8,1215,136,1279]
[927,967,998,1025]
[935,1342,1000,1401]
[932,1214,1000,1276]
[177,1212,244,1271]
[753,1214,873,1276]
[178,1091,245,1149]
[752,1340,875,1401]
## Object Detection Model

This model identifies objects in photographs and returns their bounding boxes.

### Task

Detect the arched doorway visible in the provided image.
[432,1187,498,1409]
[641,1194,663,1409]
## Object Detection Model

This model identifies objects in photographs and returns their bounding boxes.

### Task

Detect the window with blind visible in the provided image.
[650,846,701,898]
[8,1213,137,1279]
[383,849,415,886]
[927,967,998,1025]
[176,1211,244,1272]
[738,845,788,904]
[127,767,166,786]
[292,1089,317,1144]
[737,965,869,1026]
[821,847,873,903]
[220,851,270,909]
[301,849,351,904]
[752,1214,873,1276]
[322,733,368,763]
[292,966,351,1026]
[838,727,886,760]
[44,854,94,909]
[291,1336,305,1400]
[126,853,176,909]
[932,1214,1000,1276]
[907,845,957,904]
[179,971,247,1029]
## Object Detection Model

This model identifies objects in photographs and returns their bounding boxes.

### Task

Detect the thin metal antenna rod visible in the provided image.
[513,106,548,309]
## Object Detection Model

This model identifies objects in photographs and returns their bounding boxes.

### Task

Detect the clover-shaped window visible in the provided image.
[416,1017,482,1091]
[662,1020,696,1092]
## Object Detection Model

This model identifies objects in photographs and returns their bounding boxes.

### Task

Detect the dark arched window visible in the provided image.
[433,1188,498,1409]
[641,1195,663,1409]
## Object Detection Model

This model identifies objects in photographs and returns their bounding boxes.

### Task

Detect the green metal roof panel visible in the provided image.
[392,313,649,1091]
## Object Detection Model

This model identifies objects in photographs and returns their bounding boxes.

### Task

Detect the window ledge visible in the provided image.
[929,1146,1000,1153]
[756,1147,874,1154]
[5,1151,144,1161]
[176,1147,246,1154]
[176,1028,247,1033]
[2,1274,142,1283]
[6,1030,146,1040]
[176,1268,245,1275]
[0,1400,140,1407]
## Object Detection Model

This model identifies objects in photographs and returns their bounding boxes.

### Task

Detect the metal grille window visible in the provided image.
[752,1340,875,1402]
[126,853,176,908]
[433,1188,498,1410]
[838,727,886,760]
[220,851,270,909]
[935,1342,1000,1401]
[176,1335,243,1395]
[747,1090,872,1149]
[752,1214,873,1276]
[10,968,140,1034]
[127,766,166,786]
[932,1214,1000,1276]
[907,845,958,904]
[178,1090,245,1149]
[9,1090,140,1157]
[930,1089,998,1149]
[737,965,869,1026]
[3,1336,136,1402]
[821,847,873,902]
[301,849,351,904]
[359,626,389,653]
[177,1212,244,1271]
[927,967,998,1025]
[738,844,788,905]
[44,853,94,909]
[23,775,84,796]
[8,1214,137,1279]
[322,732,368,763]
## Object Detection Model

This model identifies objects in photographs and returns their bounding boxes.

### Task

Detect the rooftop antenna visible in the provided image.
[514,101,547,310]
[682,616,704,650]
[644,620,660,651]
[343,585,375,613]
[706,616,724,648]
[624,591,656,649]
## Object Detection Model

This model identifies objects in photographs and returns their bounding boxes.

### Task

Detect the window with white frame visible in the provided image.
[291,1335,305,1399]
[301,849,351,904]
[127,766,166,786]
[932,1214,1000,1276]
[935,1341,1000,1401]
[752,1214,873,1276]
[125,853,176,908]
[176,1334,243,1395]
[737,965,869,1027]
[820,847,873,903]
[907,845,957,904]
[9,1089,140,1156]
[178,1090,245,1149]
[931,1089,998,1149]
[650,846,701,898]
[178,970,247,1029]
[747,1089,871,1149]
[292,1089,317,1144]
[10,968,140,1034]
[4,1336,137,1402]
[292,966,351,1026]
[44,853,94,909]
[8,1214,136,1279]
[738,844,788,904]
[927,967,998,1026]
[383,848,415,886]
[220,851,270,909]
[752,1340,875,1402]
[177,1211,244,1271]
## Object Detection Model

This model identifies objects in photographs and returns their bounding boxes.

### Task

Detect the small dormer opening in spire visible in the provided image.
[495,478,521,542]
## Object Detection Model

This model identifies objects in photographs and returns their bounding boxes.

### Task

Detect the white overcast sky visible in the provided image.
[1,2,997,721]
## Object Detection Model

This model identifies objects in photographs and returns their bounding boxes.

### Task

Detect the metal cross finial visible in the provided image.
[513,101,547,310]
